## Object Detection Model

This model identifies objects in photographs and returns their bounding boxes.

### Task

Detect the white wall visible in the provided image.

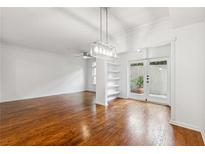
[203,73,205,141]
[96,58,107,105]
[86,58,96,92]
[0,43,2,101]
[126,18,172,51]
[203,20,205,143]
[173,21,205,130]
[203,87,205,141]
[0,9,2,101]
[112,31,128,53]
[1,44,87,102]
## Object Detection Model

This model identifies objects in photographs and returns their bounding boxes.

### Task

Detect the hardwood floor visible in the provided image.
[0,92,204,146]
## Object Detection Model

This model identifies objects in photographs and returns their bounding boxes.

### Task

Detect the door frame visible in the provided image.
[125,38,177,122]
[127,56,170,105]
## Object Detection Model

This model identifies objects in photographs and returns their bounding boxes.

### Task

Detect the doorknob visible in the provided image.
[147,74,149,83]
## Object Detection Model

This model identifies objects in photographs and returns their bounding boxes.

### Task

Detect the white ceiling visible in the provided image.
[0,7,169,53]
[0,7,205,53]
[169,7,205,28]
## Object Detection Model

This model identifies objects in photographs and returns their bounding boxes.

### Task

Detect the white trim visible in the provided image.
[112,17,170,38]
[202,129,205,144]
[95,100,108,106]
[170,37,177,121]
[122,41,171,54]
[170,120,205,144]
[169,120,201,132]
[0,90,86,103]
[147,100,170,107]
[147,96,169,106]
[85,90,96,93]
[126,61,129,98]
[141,40,171,50]
[126,17,170,34]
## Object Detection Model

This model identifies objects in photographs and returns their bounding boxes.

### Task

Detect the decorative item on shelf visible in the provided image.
[90,7,117,59]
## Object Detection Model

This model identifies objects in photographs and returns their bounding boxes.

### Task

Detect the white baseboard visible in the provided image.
[202,129,205,144]
[169,120,201,132]
[95,100,107,106]
[85,90,96,93]
[0,90,86,103]
[170,120,205,144]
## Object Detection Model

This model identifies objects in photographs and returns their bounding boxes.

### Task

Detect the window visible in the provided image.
[92,61,96,85]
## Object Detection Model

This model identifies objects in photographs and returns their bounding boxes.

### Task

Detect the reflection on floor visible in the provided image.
[0,92,204,145]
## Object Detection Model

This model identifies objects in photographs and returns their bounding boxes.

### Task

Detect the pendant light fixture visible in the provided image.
[90,7,117,59]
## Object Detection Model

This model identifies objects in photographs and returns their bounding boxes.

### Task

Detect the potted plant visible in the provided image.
[131,76,144,94]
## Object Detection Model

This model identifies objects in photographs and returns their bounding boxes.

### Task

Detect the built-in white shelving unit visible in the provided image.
[106,58,120,103]
[95,57,120,106]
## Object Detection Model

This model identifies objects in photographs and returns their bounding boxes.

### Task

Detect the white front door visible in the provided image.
[128,57,169,105]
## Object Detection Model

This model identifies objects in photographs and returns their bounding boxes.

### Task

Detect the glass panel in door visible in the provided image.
[129,61,146,100]
[147,58,168,104]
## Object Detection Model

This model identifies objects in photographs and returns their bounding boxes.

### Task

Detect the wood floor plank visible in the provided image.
[0,92,204,146]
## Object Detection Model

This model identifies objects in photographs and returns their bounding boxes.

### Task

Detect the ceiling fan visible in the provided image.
[72,50,93,59]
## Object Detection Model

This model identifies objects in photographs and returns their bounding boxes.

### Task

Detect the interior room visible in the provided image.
[0,7,205,146]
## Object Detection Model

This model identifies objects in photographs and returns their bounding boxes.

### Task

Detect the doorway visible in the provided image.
[128,57,169,105]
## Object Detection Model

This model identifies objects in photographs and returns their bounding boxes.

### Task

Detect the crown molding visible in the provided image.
[111,17,171,37]
[126,17,171,34]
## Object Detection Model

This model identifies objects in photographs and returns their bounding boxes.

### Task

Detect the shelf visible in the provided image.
[108,78,120,80]
[108,70,120,73]
[107,62,119,66]
[107,91,120,96]
[108,85,120,88]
